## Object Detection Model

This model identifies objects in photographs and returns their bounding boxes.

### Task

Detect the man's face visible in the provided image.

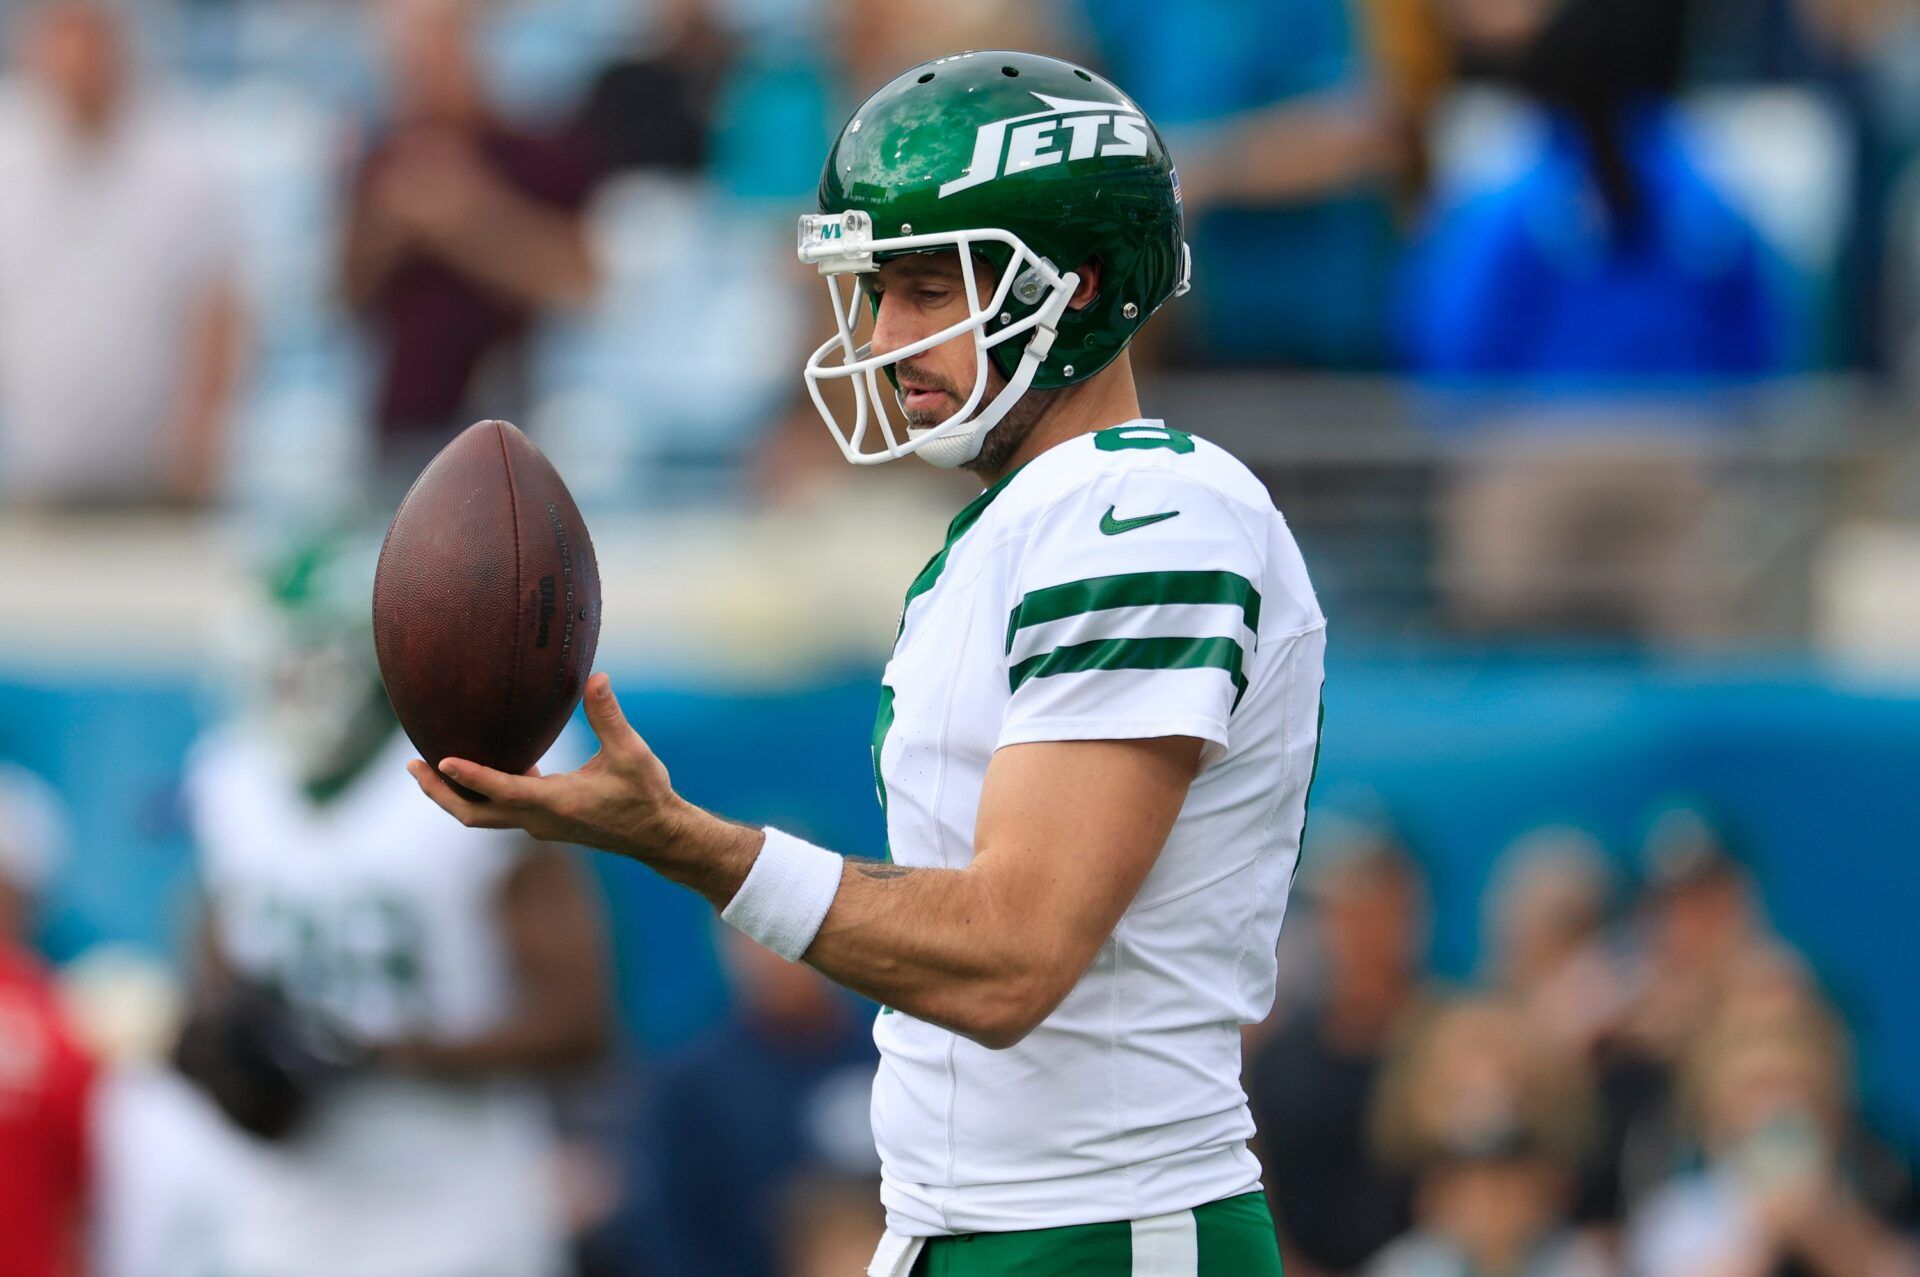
[23,2,124,125]
[1321,865,1424,984]
[865,251,1003,430]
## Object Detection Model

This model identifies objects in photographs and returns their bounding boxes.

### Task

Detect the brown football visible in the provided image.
[373,420,601,798]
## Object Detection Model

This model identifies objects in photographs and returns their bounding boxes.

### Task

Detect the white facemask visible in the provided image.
[798,210,1079,469]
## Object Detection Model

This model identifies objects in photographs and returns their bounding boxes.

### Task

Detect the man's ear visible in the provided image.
[1069,258,1102,311]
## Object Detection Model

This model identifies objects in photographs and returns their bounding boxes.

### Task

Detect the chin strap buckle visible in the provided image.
[1011,258,1056,306]
[1023,269,1079,364]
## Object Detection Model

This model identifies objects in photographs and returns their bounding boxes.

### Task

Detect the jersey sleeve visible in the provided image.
[998,469,1264,758]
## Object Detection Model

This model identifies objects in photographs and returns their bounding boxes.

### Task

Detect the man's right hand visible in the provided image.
[409,674,693,859]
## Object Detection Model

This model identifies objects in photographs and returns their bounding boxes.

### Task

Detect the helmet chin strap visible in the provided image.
[909,275,1075,471]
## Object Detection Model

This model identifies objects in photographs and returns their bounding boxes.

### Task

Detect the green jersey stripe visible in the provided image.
[1005,569,1262,653]
[1008,635,1248,707]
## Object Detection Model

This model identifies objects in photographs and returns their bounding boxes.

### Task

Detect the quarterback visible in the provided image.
[417,51,1325,1276]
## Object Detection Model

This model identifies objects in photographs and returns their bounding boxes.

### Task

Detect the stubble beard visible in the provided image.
[960,385,1055,475]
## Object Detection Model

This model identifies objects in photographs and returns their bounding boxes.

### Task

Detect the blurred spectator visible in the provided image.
[343,0,598,472]
[573,0,733,180]
[1247,822,1427,1276]
[1626,971,1920,1277]
[0,763,95,1277]
[1688,0,1920,372]
[1419,0,1795,643]
[628,928,878,1277]
[1624,806,1774,1060]
[1354,0,1458,198]
[1437,427,1719,641]
[776,1171,887,1277]
[1482,826,1624,1059]
[1581,807,1786,1225]
[1368,997,1608,1277]
[1483,824,1662,1239]
[0,0,244,508]
[1078,0,1403,367]
[1402,0,1792,379]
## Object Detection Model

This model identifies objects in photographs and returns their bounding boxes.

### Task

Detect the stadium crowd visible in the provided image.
[0,1,1916,1276]
[0,0,1915,511]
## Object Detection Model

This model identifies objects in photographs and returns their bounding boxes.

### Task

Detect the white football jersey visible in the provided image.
[185,728,565,1277]
[871,422,1326,1236]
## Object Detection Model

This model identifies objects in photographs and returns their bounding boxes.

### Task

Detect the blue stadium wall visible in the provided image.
[2,655,1916,1141]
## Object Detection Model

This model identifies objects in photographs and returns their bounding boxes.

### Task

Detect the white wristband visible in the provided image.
[720,827,844,962]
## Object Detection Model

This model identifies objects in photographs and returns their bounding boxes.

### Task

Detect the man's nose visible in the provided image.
[868,291,919,361]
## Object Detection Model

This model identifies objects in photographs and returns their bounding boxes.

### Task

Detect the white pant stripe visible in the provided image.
[1130,1207,1199,1275]
[866,1231,925,1277]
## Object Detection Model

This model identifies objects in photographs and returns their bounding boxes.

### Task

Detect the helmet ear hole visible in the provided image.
[1069,257,1103,311]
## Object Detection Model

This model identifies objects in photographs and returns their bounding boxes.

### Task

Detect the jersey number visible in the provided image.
[1094,425,1195,454]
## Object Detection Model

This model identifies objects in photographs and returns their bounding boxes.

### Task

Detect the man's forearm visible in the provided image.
[806,858,1038,1040]
[428,195,598,308]
[1183,93,1396,208]
[167,283,244,505]
[413,693,1183,1051]
[642,806,1039,1044]
[1787,1192,1920,1277]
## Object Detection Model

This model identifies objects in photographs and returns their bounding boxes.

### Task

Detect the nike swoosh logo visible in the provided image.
[1099,506,1181,536]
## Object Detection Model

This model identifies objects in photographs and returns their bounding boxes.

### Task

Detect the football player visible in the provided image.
[415,51,1324,1276]
[184,534,610,1277]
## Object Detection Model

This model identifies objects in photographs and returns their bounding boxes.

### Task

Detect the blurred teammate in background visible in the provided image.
[416,49,1326,1277]
[0,764,94,1277]
[0,0,243,508]
[178,534,610,1277]
[343,0,599,474]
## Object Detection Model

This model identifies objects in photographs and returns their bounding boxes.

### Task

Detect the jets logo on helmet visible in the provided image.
[939,95,1150,198]
[800,51,1190,469]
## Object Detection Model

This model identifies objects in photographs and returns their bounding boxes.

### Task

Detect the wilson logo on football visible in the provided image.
[939,93,1150,199]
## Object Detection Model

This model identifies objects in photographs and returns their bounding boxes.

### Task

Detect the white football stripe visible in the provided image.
[1130,1208,1199,1275]
[1008,601,1253,669]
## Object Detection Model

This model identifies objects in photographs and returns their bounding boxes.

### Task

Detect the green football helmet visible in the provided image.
[240,529,397,802]
[800,50,1190,468]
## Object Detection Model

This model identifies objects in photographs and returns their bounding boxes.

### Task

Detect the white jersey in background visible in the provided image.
[185,729,565,1277]
[872,421,1328,1236]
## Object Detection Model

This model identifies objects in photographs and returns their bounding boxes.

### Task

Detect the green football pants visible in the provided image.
[907,1192,1282,1276]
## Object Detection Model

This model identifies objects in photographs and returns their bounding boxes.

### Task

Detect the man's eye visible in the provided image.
[918,289,949,304]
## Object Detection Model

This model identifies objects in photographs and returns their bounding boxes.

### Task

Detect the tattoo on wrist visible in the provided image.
[852,859,916,881]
